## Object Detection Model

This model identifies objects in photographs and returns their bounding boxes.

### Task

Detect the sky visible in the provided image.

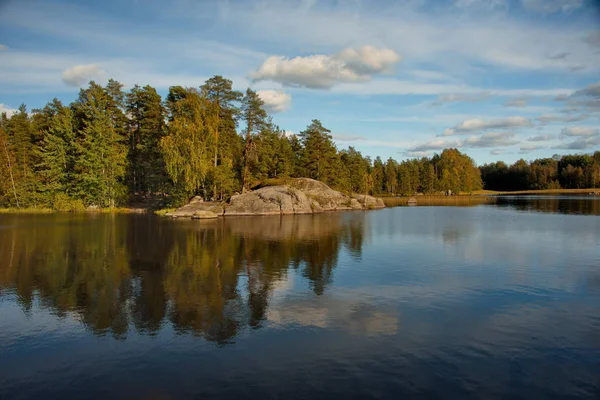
[0,0,599,165]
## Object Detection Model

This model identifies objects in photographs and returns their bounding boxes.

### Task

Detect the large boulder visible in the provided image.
[291,178,356,211]
[166,178,385,218]
[352,194,386,209]
[165,197,225,218]
[225,185,313,216]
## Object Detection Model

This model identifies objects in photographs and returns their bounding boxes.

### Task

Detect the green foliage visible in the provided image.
[481,152,600,191]
[299,120,340,188]
[126,85,168,194]
[52,193,85,212]
[160,88,216,197]
[1,74,598,210]
[72,82,128,207]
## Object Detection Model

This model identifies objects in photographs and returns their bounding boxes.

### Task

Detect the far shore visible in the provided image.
[2,188,599,214]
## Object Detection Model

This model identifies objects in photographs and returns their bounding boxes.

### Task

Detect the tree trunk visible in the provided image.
[3,139,19,208]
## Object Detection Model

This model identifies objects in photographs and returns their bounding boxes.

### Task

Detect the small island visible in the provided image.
[165,178,385,218]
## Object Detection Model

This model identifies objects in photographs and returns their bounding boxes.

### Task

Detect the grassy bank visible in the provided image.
[472,188,600,196]
[0,207,54,214]
[0,207,150,214]
[381,195,497,207]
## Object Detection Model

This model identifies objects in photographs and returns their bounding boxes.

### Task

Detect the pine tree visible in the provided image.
[72,82,128,207]
[200,76,243,199]
[240,88,268,192]
[34,100,75,203]
[126,85,168,194]
[299,120,339,187]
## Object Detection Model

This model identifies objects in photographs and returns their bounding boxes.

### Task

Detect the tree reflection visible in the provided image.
[496,196,600,215]
[0,212,366,343]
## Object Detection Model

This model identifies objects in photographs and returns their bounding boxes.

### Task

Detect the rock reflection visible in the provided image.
[0,213,366,343]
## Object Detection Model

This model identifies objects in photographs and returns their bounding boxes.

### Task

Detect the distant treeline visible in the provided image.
[0,75,598,210]
[481,155,600,192]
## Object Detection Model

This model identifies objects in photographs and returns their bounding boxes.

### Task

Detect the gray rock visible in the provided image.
[191,210,218,219]
[351,194,386,209]
[225,186,313,216]
[166,178,385,218]
[165,198,225,218]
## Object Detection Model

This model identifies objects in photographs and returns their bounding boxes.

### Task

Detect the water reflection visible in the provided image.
[0,213,367,344]
[495,195,600,215]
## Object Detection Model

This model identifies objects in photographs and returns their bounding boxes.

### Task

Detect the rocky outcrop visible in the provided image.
[351,194,386,209]
[165,196,225,218]
[165,178,385,218]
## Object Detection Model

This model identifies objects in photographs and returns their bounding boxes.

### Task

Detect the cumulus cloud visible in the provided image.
[560,126,599,137]
[442,116,532,135]
[257,90,291,113]
[61,64,107,86]
[463,131,519,148]
[0,44,7,51]
[520,0,584,14]
[431,92,491,106]
[504,97,528,107]
[490,149,509,155]
[0,104,18,117]
[553,136,600,150]
[250,46,401,89]
[332,134,367,142]
[528,134,555,141]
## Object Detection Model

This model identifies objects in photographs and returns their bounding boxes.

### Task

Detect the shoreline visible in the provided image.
[2,188,598,215]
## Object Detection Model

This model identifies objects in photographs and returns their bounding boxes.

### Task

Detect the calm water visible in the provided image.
[1,197,599,399]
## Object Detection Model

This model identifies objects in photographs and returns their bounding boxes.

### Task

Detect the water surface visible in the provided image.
[1,197,599,399]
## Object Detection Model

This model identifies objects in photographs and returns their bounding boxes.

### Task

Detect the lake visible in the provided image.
[1,196,599,399]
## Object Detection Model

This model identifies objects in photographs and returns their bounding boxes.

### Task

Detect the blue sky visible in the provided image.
[0,0,599,165]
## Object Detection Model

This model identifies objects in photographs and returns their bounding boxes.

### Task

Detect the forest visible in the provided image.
[0,75,599,210]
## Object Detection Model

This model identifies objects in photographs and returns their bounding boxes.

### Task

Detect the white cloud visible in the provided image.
[406,150,435,158]
[584,31,600,48]
[520,0,584,14]
[528,134,555,141]
[504,97,528,107]
[0,104,18,117]
[537,113,589,123]
[560,126,599,137]
[250,46,401,89]
[443,116,532,135]
[553,136,600,149]
[257,90,291,113]
[572,81,600,98]
[408,138,462,152]
[547,51,569,60]
[333,134,367,142]
[463,131,519,148]
[407,131,520,153]
[520,143,546,151]
[431,92,491,106]
[490,149,508,155]
[61,64,106,87]
[0,44,7,51]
